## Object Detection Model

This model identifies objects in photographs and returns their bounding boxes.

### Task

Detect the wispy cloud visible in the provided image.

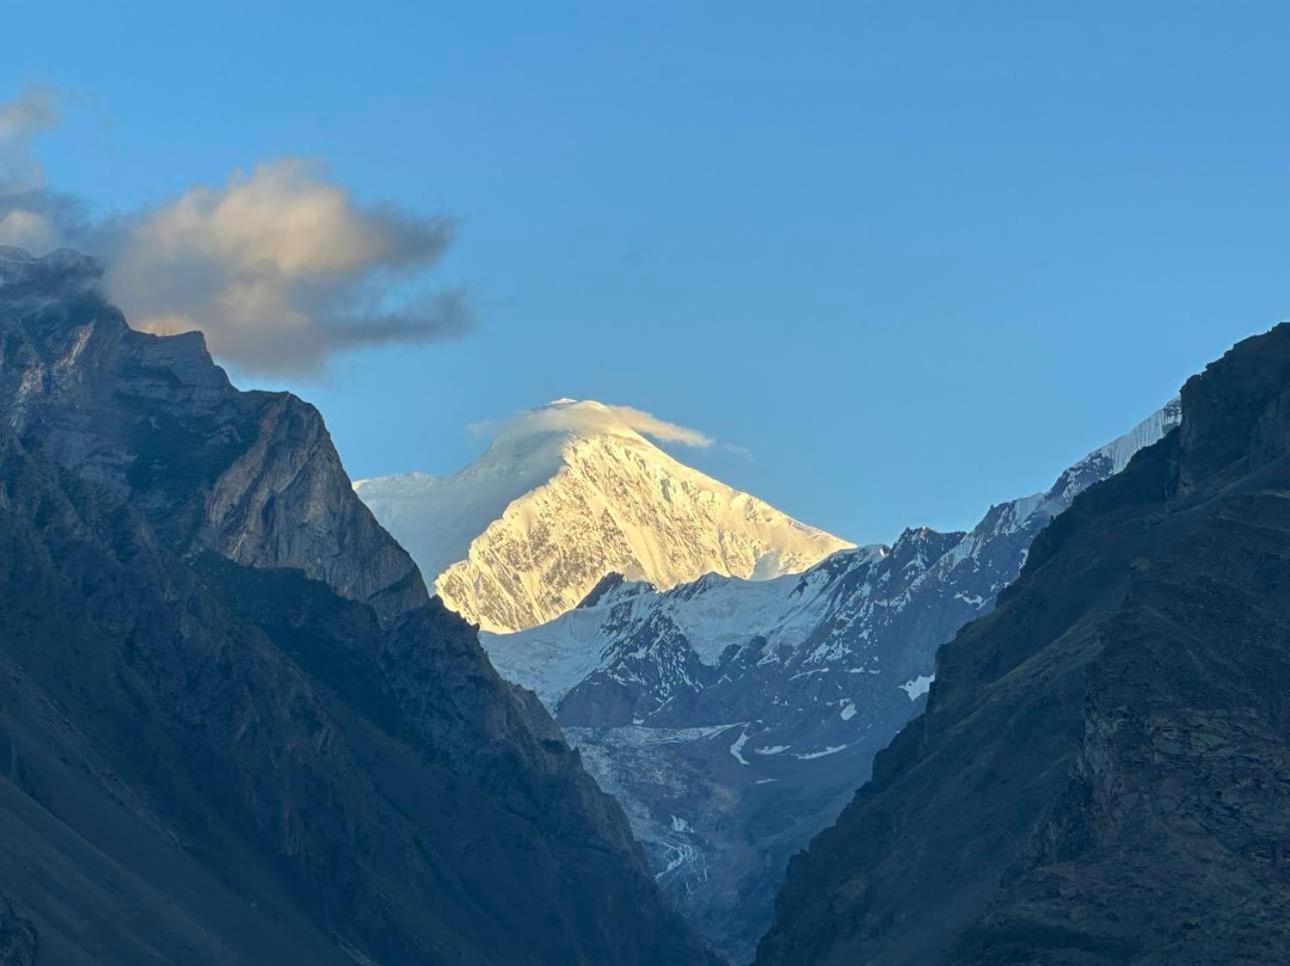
[592,403,714,447]
[0,86,57,184]
[0,87,90,252]
[484,399,718,449]
[0,90,470,375]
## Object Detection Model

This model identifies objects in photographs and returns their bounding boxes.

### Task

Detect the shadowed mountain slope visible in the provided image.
[0,247,717,966]
[757,325,1290,965]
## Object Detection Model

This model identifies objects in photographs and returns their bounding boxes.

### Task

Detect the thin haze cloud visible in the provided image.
[0,86,57,184]
[0,87,90,253]
[481,399,717,449]
[0,89,470,375]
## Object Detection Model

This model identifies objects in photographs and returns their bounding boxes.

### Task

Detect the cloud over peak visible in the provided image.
[490,399,715,448]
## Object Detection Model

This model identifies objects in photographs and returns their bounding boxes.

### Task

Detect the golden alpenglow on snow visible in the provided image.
[354,399,853,633]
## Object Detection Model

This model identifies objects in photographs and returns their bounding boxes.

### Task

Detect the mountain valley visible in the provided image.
[478,400,1181,962]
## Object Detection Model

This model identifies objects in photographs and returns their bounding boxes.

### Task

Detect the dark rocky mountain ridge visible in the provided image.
[756,325,1290,965]
[0,247,717,966]
[0,245,424,624]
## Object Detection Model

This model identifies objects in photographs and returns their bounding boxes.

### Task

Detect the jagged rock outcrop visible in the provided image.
[756,326,1290,965]
[0,245,424,623]
[0,248,717,966]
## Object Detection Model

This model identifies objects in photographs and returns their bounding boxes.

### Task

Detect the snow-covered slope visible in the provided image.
[480,398,1183,963]
[355,399,853,633]
[483,549,886,710]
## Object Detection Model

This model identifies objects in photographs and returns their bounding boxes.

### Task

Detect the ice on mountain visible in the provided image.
[793,744,848,760]
[900,674,935,700]
[729,727,752,766]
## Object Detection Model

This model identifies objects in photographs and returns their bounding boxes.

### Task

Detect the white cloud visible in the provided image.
[0,91,470,375]
[0,206,64,251]
[488,399,715,448]
[598,403,714,447]
[102,159,469,373]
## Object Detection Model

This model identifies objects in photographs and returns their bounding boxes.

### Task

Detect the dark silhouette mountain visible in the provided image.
[756,325,1290,965]
[0,248,718,966]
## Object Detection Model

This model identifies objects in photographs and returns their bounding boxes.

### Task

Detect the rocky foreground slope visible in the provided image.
[356,399,852,632]
[0,248,715,966]
[483,401,1179,963]
[757,327,1290,965]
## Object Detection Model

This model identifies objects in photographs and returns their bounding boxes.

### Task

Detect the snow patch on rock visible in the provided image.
[900,674,935,700]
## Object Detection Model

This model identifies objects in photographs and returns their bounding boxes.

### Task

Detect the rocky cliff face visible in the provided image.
[0,245,425,623]
[0,248,717,966]
[757,326,1290,966]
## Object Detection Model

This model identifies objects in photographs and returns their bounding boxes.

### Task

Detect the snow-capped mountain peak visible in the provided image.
[355,399,854,633]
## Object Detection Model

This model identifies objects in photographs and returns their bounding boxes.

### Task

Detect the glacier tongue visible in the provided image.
[356,399,853,632]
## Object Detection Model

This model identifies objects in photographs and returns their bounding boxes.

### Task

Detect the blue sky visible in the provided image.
[4,1,1287,542]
